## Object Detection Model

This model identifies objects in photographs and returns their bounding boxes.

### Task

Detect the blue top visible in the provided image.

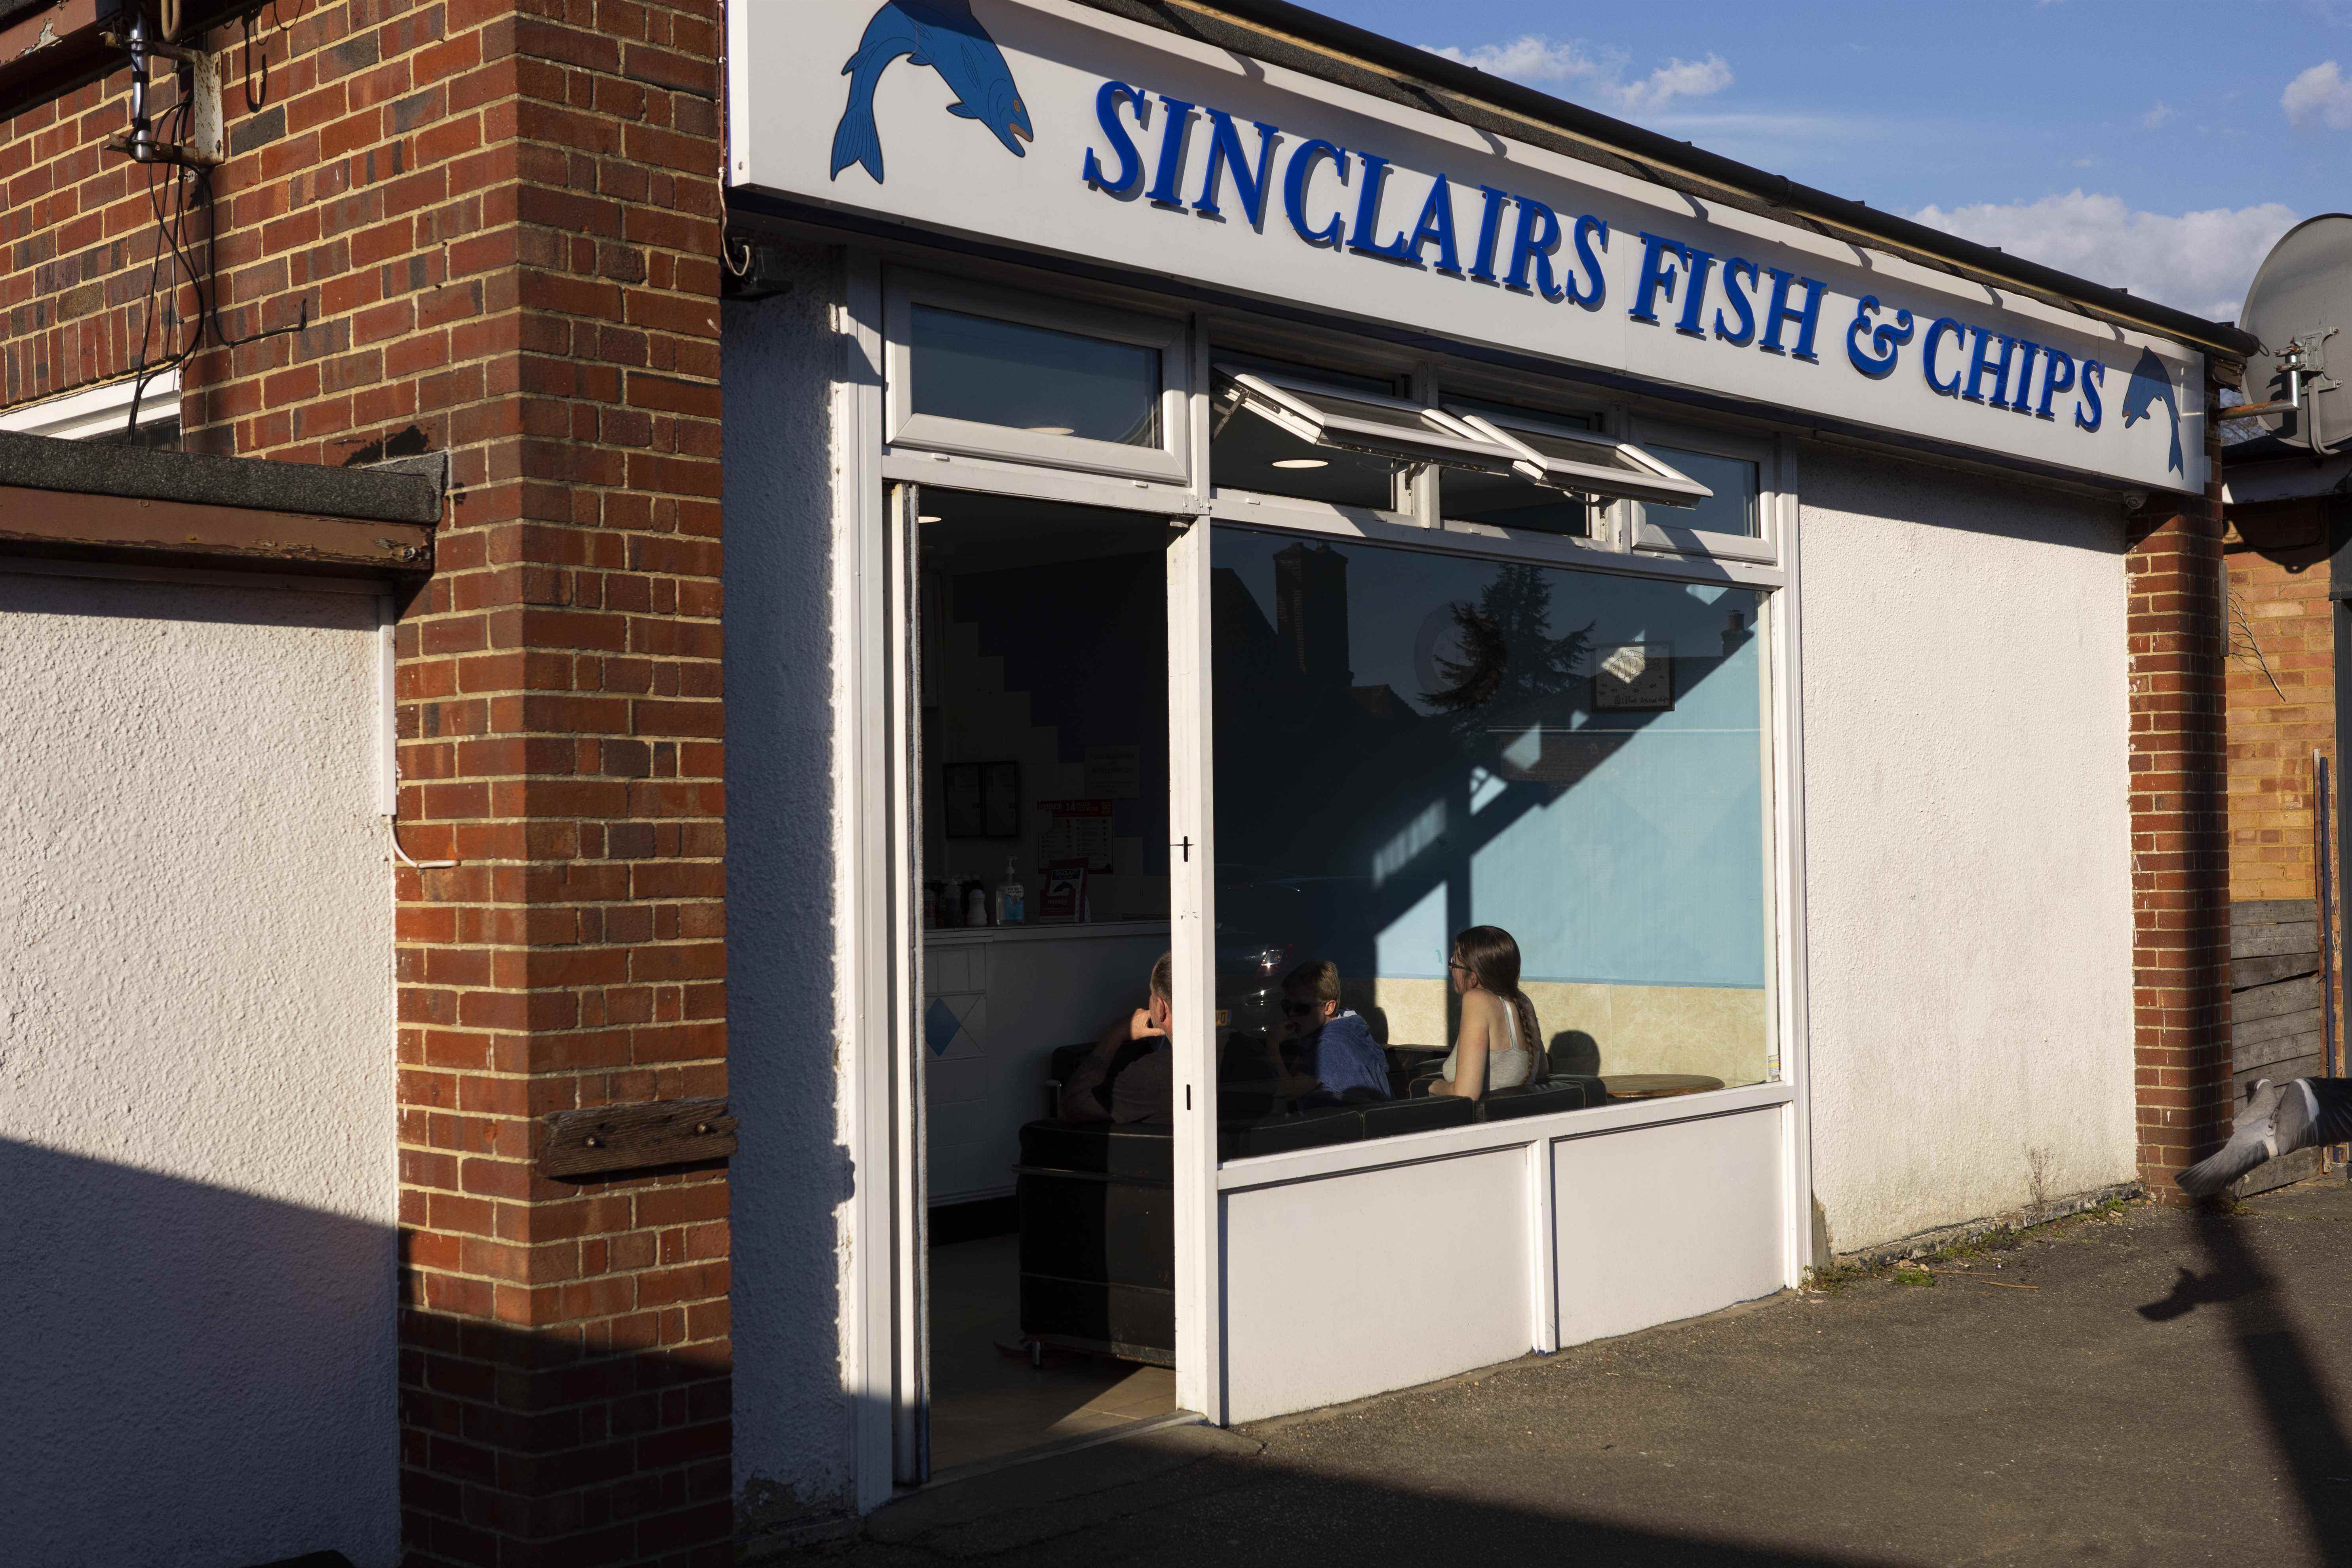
[1293,1010,1391,1107]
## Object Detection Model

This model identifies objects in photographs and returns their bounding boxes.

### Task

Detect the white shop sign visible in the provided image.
[728,0,2206,493]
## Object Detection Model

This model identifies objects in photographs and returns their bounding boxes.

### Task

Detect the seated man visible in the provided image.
[1269,960,1389,1108]
[1058,952,1174,1125]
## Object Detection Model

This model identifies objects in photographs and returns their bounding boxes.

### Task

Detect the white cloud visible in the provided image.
[2283,60,2352,129]
[2141,100,2174,129]
[1423,36,1732,116]
[1907,190,2297,320]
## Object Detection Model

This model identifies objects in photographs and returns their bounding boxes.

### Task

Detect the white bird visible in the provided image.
[2176,1077,2352,1198]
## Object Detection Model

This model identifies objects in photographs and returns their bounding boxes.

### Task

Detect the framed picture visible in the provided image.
[943,760,1022,838]
[983,760,1021,837]
[1593,642,1675,711]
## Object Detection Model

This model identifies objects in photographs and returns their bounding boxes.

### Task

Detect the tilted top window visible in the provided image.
[1444,406,1713,511]
[1215,367,1530,476]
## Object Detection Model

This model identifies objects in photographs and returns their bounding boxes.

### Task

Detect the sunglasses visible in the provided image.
[1280,999,1321,1016]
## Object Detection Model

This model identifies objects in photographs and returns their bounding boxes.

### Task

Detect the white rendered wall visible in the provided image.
[1554,1108,1785,1345]
[0,568,396,1568]
[1222,1148,1535,1424]
[723,245,866,1528]
[1798,449,2136,1256]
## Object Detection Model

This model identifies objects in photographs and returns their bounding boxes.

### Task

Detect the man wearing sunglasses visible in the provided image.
[1269,960,1389,1108]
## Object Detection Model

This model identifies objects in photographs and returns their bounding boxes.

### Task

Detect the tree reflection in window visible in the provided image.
[1212,529,1772,1106]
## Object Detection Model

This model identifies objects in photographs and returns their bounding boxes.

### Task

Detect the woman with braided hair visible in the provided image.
[1422,925,1545,1101]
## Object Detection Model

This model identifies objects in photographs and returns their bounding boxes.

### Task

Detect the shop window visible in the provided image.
[1629,424,1773,559]
[1209,358,1401,511]
[1435,403,1713,538]
[1212,361,1535,515]
[886,272,1188,484]
[911,307,1161,447]
[1209,527,1771,1149]
[1437,405,1597,536]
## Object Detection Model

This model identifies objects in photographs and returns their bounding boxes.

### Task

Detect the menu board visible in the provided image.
[1038,798,1115,872]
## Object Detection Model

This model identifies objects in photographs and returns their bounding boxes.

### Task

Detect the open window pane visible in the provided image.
[1213,367,1532,512]
[1211,379,1398,510]
[1646,445,1758,537]
[1440,468,1589,535]
[1439,406,1598,536]
[910,305,1161,447]
[1209,528,1770,1151]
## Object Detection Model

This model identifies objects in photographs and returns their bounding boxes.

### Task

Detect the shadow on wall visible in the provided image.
[0,1138,399,1568]
[0,1138,746,1568]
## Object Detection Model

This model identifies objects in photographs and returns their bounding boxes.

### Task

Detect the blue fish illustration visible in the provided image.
[2122,346,2183,474]
[831,0,1033,184]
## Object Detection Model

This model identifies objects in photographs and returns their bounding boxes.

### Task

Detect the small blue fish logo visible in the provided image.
[2122,346,2183,474]
[832,0,1033,185]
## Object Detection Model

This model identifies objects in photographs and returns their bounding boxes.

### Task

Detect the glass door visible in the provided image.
[893,482,1211,1476]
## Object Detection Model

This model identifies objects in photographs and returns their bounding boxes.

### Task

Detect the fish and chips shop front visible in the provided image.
[718,0,2236,1513]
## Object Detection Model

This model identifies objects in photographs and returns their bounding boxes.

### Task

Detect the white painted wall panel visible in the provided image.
[1222,1149,1532,1423]
[723,245,869,1526]
[1798,449,2135,1255]
[1553,1109,1786,1347]
[0,569,395,1568]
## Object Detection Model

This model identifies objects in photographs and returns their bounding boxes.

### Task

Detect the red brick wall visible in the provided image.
[0,6,733,1564]
[2127,379,2234,1203]
[2225,504,2335,903]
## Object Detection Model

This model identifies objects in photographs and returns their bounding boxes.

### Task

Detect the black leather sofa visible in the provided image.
[1015,1066,1606,1361]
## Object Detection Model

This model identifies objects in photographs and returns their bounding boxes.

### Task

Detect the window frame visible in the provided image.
[1442,403,1715,512]
[0,368,181,443]
[884,269,1192,485]
[1216,365,1534,476]
[1201,509,1789,1175]
[1623,417,1781,564]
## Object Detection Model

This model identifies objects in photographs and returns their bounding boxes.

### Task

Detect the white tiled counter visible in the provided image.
[923,920,1172,1205]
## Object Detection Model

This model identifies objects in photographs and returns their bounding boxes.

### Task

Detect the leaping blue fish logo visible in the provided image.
[2122,346,2184,475]
[831,0,1033,185]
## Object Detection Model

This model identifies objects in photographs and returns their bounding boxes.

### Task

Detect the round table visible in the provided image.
[1602,1073,1726,1101]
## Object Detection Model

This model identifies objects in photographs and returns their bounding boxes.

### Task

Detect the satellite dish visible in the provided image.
[2240,213,2352,453]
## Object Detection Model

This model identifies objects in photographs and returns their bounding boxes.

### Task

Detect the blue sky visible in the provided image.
[1312,0,2352,321]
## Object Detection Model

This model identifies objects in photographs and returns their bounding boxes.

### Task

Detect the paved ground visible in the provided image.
[783,1180,2352,1566]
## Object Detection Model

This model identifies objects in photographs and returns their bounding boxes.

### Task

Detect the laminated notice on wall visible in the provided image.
[1038,798,1115,871]
[1083,744,1142,799]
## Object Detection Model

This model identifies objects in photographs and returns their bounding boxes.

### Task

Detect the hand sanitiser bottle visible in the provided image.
[995,859,1026,925]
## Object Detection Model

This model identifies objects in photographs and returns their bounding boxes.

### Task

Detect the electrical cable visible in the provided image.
[119,31,316,440]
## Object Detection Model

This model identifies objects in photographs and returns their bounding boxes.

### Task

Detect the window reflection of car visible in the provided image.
[1215,928,1290,1038]
[1215,871,1378,1033]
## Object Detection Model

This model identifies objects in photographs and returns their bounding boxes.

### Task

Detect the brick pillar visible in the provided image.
[2130,373,2233,1203]
[377,5,730,1562]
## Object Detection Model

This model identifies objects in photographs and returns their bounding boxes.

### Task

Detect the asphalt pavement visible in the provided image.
[776,1179,2352,1567]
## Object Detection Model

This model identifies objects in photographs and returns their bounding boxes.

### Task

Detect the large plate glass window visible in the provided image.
[886,272,1190,484]
[1207,527,1774,1155]
[1628,421,1774,562]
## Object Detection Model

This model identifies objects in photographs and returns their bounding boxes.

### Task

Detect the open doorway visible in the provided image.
[913,489,1179,1473]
